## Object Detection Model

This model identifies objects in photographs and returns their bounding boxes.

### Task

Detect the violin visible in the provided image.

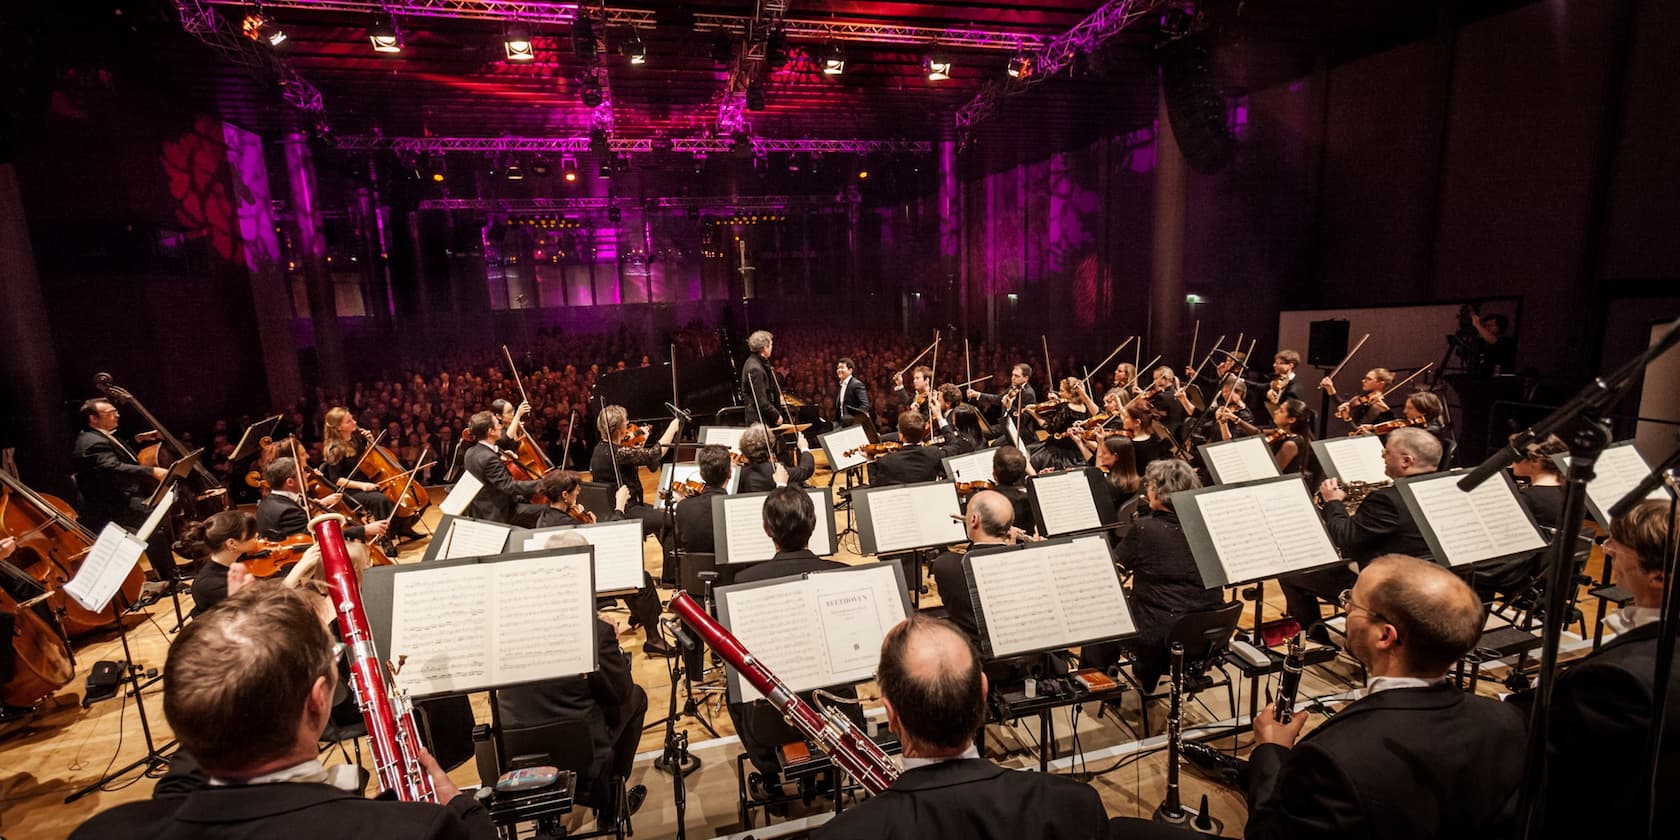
[843,442,903,459]
[1335,390,1389,423]
[0,470,143,638]
[955,480,995,496]
[1264,427,1291,444]
[617,423,649,447]
[569,503,597,525]
[240,533,314,579]
[1355,416,1425,437]
[730,451,752,467]
[663,478,707,500]
[1025,396,1067,414]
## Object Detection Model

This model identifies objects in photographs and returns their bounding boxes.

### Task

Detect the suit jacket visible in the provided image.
[740,354,783,426]
[837,377,871,424]
[674,486,726,553]
[255,493,369,543]
[496,617,638,789]
[995,484,1036,537]
[71,427,157,530]
[737,452,814,494]
[868,445,944,487]
[1542,620,1680,837]
[733,549,846,584]
[817,758,1109,840]
[1320,485,1430,568]
[69,766,493,840]
[1115,510,1225,650]
[1245,683,1525,840]
[463,441,540,525]
[931,543,1012,645]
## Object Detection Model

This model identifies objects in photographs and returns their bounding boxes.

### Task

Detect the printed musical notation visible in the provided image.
[967,535,1133,657]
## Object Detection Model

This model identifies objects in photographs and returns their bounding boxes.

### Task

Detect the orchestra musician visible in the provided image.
[1131,366,1188,432]
[891,365,936,424]
[461,410,542,527]
[319,407,400,525]
[1472,434,1566,600]
[834,357,872,427]
[1222,398,1316,476]
[990,447,1037,538]
[1245,555,1525,840]
[930,491,1018,653]
[72,397,178,578]
[492,398,535,453]
[969,363,1037,435]
[1023,378,1099,471]
[255,457,387,544]
[589,404,682,539]
[1257,349,1306,412]
[740,330,785,427]
[1077,434,1144,515]
[1319,369,1396,430]
[867,412,945,487]
[1120,403,1171,468]
[530,471,669,657]
[1358,391,1455,470]
[178,510,259,616]
[1186,375,1253,449]
[1110,362,1139,398]
[673,444,733,554]
[1279,427,1438,640]
[737,423,814,493]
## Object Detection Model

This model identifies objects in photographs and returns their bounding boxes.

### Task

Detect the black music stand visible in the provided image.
[229,415,284,464]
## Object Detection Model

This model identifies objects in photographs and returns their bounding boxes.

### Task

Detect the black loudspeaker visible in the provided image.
[1307,320,1351,368]
[1157,31,1236,175]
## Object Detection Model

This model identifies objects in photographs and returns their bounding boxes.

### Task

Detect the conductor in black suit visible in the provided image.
[1280,426,1438,638]
[740,330,784,427]
[1245,554,1525,840]
[256,457,386,544]
[868,412,945,487]
[70,583,493,840]
[1540,499,1678,837]
[834,357,871,426]
[673,445,732,553]
[461,410,541,526]
[737,423,814,493]
[816,614,1112,840]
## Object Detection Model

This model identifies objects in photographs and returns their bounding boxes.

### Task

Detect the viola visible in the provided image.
[1355,416,1425,437]
[1025,397,1067,414]
[0,471,143,638]
[730,451,752,467]
[241,533,314,579]
[0,562,74,709]
[617,423,649,447]
[662,478,707,501]
[955,480,995,496]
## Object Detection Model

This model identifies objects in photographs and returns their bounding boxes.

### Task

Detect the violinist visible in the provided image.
[1257,349,1306,412]
[990,447,1037,537]
[1023,378,1099,471]
[589,404,681,538]
[462,410,543,527]
[673,445,733,554]
[1220,398,1316,476]
[1319,368,1396,430]
[891,364,935,426]
[178,510,259,616]
[1111,362,1140,399]
[255,457,387,544]
[320,408,400,524]
[737,423,814,493]
[969,363,1037,434]
[938,401,988,460]
[72,398,177,577]
[1193,376,1255,446]
[867,411,945,488]
[1121,403,1171,468]
[1356,391,1455,469]
[1131,366,1189,432]
[740,330,784,427]
[1091,434,1144,514]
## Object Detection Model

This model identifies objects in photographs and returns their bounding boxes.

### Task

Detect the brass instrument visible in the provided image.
[1315,479,1391,515]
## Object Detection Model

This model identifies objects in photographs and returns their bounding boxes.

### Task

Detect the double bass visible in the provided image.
[0,471,144,637]
[0,561,75,709]
[93,373,228,517]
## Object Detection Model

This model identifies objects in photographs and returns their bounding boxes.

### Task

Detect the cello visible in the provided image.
[0,471,144,638]
[347,429,432,518]
[0,560,75,709]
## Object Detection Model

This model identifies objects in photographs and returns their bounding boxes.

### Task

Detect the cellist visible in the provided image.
[320,408,402,528]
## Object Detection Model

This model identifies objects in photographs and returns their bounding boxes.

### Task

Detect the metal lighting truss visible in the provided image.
[692,14,1048,51]
[202,0,657,27]
[954,0,1161,133]
[335,136,930,153]
[417,194,857,212]
[714,0,787,136]
[174,0,326,112]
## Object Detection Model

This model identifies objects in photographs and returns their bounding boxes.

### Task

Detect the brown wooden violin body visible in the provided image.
[955,480,995,496]
[569,504,597,525]
[241,533,315,579]
[0,472,143,638]
[844,442,903,459]
[1356,415,1425,437]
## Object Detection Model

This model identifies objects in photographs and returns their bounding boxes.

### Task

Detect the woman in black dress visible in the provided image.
[179,510,259,615]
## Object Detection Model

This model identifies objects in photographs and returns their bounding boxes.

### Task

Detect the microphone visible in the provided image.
[1608,447,1680,519]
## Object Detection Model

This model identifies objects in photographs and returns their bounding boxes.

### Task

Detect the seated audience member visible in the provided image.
[1540,499,1678,837]
[71,584,493,839]
[869,411,945,487]
[496,531,649,828]
[1245,555,1525,840]
[817,615,1115,839]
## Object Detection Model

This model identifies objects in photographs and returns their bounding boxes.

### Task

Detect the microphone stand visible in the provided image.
[652,619,703,829]
[1455,314,1680,840]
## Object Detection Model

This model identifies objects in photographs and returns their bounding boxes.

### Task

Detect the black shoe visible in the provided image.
[625,784,647,816]
[1181,741,1246,783]
[643,639,678,658]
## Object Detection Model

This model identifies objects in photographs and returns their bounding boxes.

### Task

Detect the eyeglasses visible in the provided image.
[1337,589,1388,624]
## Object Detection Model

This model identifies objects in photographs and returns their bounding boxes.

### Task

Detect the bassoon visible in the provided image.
[667,592,899,794]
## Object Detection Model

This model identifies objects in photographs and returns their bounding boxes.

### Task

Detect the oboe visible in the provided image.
[1275,632,1305,725]
[310,513,438,802]
[667,592,899,794]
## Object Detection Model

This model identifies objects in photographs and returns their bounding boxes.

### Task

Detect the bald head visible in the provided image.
[1362,554,1485,675]
[967,490,1014,540]
[877,615,985,753]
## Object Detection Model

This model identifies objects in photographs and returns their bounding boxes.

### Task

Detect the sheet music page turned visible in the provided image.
[1190,479,1340,585]
[1574,444,1673,521]
[864,483,965,553]
[64,523,146,612]
[1202,438,1280,485]
[967,535,1133,658]
[438,473,483,516]
[1318,436,1388,484]
[1404,473,1545,567]
[1032,470,1102,535]
[822,425,871,472]
[389,552,595,696]
[440,518,512,560]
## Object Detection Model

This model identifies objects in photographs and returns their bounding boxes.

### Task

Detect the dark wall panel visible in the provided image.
[1604,0,1680,280]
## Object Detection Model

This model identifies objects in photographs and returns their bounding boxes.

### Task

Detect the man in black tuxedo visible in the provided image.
[70,583,493,840]
[1280,426,1438,637]
[740,330,784,427]
[968,363,1037,433]
[990,446,1036,537]
[834,357,871,426]
[72,397,179,577]
[256,457,387,545]
[930,490,1016,648]
[1540,499,1678,837]
[1251,349,1307,415]
[817,614,1111,840]
[737,424,814,493]
[673,445,732,553]
[461,410,541,526]
[868,412,944,488]
[1245,554,1525,840]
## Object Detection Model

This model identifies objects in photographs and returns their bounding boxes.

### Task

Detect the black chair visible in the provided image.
[497,719,631,840]
[1120,602,1243,738]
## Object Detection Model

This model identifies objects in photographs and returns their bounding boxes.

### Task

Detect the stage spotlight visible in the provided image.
[765,29,787,69]
[599,161,612,177]
[368,18,401,53]
[425,155,445,182]
[745,82,765,111]
[857,169,870,180]
[573,16,596,57]
[625,29,647,64]
[1007,52,1032,79]
[581,78,603,107]
[821,42,845,75]
[242,12,287,47]
[925,54,951,81]
[561,157,578,182]
[530,158,551,177]
[506,161,524,181]
[504,23,534,61]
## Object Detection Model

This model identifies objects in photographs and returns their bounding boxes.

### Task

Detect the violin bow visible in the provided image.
[1187,320,1200,372]
[1187,337,1227,385]
[1088,336,1136,388]
[1385,363,1435,397]
[598,395,624,490]
[1325,333,1372,381]
[287,439,315,518]
[559,409,577,471]
[378,450,430,527]
[964,338,971,391]
[1041,335,1053,387]
[929,330,941,387]
[895,334,940,378]
[344,428,388,481]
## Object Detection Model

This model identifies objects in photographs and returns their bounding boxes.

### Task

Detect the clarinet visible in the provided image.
[309,513,438,802]
[1155,642,1190,826]
[668,592,899,795]
[1275,632,1305,724]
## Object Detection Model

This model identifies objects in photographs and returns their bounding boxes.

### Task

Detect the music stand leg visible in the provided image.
[65,596,176,803]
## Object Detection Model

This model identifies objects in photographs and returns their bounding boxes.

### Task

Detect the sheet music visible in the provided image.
[63,523,146,613]
[559,519,647,592]
[863,483,965,553]
[135,486,177,543]
[809,564,906,676]
[1404,473,1545,567]
[438,472,483,516]
[967,535,1134,657]
[1031,470,1103,535]
[1316,436,1388,484]
[1005,418,1030,460]
[699,426,749,453]
[722,563,906,702]
[439,518,512,560]
[388,552,596,696]
[1201,437,1281,485]
[944,448,998,483]
[723,581,827,703]
[718,490,834,564]
[821,425,872,472]
[1188,479,1340,584]
[1572,443,1674,522]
